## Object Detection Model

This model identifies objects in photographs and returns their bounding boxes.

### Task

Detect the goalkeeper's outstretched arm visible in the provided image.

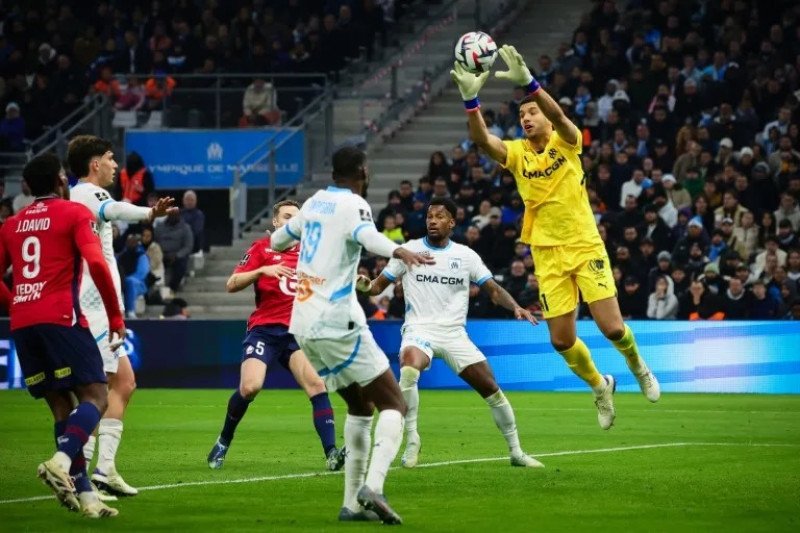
[527,86,578,146]
[467,110,508,165]
[450,61,508,165]
[494,44,578,146]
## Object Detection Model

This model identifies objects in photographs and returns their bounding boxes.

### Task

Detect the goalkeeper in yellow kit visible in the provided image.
[450,45,660,429]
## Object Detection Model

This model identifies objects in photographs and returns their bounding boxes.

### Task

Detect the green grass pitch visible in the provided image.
[1,389,799,532]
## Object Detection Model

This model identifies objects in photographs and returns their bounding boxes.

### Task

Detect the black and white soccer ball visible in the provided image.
[454,31,498,74]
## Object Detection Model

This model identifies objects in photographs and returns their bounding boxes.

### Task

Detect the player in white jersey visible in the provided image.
[270,146,434,525]
[358,197,543,469]
[67,135,177,498]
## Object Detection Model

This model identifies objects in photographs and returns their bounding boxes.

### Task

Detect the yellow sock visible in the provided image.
[558,337,604,391]
[611,324,642,370]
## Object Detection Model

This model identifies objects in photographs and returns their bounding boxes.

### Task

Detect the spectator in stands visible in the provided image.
[427,151,450,180]
[141,225,164,298]
[775,192,800,232]
[647,275,678,320]
[180,190,206,254]
[381,214,404,244]
[722,277,751,320]
[777,220,798,251]
[117,233,150,319]
[119,152,155,207]
[156,210,194,294]
[161,298,190,320]
[502,260,527,302]
[144,72,177,109]
[12,180,34,213]
[92,65,121,102]
[0,102,25,152]
[115,76,146,111]
[115,30,151,74]
[749,280,780,319]
[679,279,725,320]
[619,275,647,319]
[389,179,411,210]
[386,283,405,320]
[240,77,281,127]
[787,250,800,282]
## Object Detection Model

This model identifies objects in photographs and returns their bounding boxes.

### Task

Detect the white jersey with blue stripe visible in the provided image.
[69,181,124,313]
[282,186,377,339]
[383,237,492,328]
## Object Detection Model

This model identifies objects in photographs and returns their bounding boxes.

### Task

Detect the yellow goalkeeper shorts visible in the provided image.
[532,244,617,319]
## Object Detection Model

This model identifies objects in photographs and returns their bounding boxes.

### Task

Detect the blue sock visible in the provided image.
[57,403,101,460]
[310,393,336,455]
[220,391,252,445]
[54,420,67,447]
[70,451,93,493]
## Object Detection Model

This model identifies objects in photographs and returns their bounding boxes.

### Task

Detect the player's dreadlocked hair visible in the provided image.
[429,196,458,219]
[67,135,114,178]
[23,153,62,197]
[272,199,300,218]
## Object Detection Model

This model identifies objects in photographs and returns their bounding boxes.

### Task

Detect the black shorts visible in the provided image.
[241,325,300,370]
[12,324,107,399]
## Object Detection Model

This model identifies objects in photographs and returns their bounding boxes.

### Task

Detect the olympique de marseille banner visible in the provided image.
[124,129,304,188]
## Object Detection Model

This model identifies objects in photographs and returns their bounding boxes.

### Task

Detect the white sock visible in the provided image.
[51,451,72,472]
[96,419,123,474]
[78,490,99,507]
[399,366,420,435]
[83,435,96,466]
[343,414,373,511]
[364,409,404,494]
[485,390,523,458]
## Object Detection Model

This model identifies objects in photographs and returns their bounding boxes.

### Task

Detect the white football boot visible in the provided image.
[401,432,421,468]
[594,374,617,430]
[79,491,119,518]
[632,360,661,402]
[510,453,544,467]
[92,467,138,497]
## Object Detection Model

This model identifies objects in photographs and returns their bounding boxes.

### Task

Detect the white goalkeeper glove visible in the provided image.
[495,44,539,92]
[450,61,490,101]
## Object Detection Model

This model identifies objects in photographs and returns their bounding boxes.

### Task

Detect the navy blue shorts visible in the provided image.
[241,325,299,370]
[12,324,107,399]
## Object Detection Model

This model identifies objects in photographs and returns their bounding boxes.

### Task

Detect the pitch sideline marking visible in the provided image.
[0,441,797,505]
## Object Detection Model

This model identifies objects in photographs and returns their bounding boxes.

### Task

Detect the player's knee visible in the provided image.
[602,325,625,341]
[304,378,326,398]
[239,382,261,400]
[551,338,574,353]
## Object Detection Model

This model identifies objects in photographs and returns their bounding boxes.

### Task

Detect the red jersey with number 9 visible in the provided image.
[0,198,100,330]
[234,236,299,331]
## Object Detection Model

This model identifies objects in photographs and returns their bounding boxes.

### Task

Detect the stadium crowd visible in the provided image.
[364,0,800,322]
[0,0,400,141]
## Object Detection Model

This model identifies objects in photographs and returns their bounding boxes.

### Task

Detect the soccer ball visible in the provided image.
[454,31,498,74]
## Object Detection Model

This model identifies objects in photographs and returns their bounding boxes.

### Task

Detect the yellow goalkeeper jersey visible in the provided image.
[502,129,602,248]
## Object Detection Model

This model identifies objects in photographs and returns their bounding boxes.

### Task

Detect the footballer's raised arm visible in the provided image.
[467,110,508,165]
[494,44,578,146]
[527,87,579,147]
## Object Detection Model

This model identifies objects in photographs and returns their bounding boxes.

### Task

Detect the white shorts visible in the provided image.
[296,327,390,392]
[400,324,486,374]
[84,309,127,374]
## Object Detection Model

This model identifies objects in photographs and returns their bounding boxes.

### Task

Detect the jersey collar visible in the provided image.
[326,185,352,194]
[423,236,452,251]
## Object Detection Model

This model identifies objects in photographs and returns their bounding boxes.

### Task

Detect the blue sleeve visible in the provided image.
[134,253,150,280]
